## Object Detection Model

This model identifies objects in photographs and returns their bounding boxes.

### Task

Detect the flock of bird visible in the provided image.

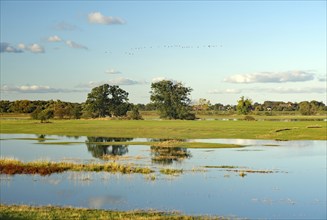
[105,44,222,56]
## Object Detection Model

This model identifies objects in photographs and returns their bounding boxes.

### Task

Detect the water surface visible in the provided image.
[0,134,326,219]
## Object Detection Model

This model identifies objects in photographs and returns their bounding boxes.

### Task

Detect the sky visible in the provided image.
[0,1,326,105]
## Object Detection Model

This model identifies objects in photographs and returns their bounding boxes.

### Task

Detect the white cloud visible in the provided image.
[55,22,79,31]
[208,88,242,94]
[87,12,125,25]
[0,42,23,53]
[17,43,26,50]
[265,87,326,94]
[224,71,315,83]
[76,81,103,88]
[65,40,88,50]
[209,87,326,95]
[105,69,122,74]
[109,77,143,85]
[77,78,144,88]
[1,42,44,54]
[48,35,62,42]
[152,77,170,83]
[1,85,85,93]
[27,44,45,53]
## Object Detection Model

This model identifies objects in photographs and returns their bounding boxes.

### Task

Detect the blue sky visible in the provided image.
[1,1,326,105]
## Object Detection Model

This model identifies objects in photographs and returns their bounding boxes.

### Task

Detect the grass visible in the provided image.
[102,155,146,161]
[0,204,226,220]
[160,168,183,175]
[1,118,326,140]
[202,165,278,175]
[86,141,243,149]
[226,169,275,174]
[0,158,153,175]
[204,165,240,169]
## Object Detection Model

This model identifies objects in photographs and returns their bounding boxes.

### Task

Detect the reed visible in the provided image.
[0,158,153,176]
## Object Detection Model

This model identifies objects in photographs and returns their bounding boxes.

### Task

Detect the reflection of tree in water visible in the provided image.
[150,146,191,165]
[36,134,46,142]
[86,137,133,159]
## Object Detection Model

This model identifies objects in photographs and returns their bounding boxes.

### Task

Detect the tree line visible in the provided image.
[0,80,326,121]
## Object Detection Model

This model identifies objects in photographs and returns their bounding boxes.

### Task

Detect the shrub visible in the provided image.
[243,115,255,121]
[128,106,143,120]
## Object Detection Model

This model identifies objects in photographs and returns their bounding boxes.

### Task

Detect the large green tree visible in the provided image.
[84,84,129,118]
[237,96,253,115]
[150,80,195,120]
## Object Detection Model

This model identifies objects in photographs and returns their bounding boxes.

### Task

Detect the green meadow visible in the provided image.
[0,117,326,140]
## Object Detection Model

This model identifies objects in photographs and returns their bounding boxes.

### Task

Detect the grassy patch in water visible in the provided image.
[0,204,226,220]
[202,166,280,174]
[87,141,243,149]
[0,158,153,176]
[159,168,183,175]
[226,169,275,174]
[263,144,280,147]
[204,165,240,169]
[102,155,146,161]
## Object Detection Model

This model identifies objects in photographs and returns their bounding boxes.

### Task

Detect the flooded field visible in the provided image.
[0,134,326,219]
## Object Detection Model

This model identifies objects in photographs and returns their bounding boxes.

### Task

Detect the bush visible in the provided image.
[31,108,53,123]
[128,106,143,120]
[181,112,196,120]
[243,115,255,121]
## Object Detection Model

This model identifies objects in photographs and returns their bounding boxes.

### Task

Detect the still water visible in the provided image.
[0,134,326,219]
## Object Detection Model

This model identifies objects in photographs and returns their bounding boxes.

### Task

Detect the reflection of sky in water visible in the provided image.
[0,134,326,219]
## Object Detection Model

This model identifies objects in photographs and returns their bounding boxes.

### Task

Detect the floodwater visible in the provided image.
[0,134,326,219]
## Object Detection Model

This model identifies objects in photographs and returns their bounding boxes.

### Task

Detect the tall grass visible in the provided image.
[0,204,226,220]
[0,158,153,175]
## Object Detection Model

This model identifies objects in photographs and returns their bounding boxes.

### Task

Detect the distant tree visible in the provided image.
[210,103,224,111]
[31,107,43,120]
[38,109,54,123]
[144,103,157,111]
[84,84,129,118]
[193,98,211,113]
[128,106,143,120]
[134,104,146,111]
[31,107,53,123]
[0,100,11,113]
[53,100,67,119]
[150,80,195,120]
[237,96,253,115]
[70,103,82,119]
[299,101,319,115]
[9,100,36,113]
